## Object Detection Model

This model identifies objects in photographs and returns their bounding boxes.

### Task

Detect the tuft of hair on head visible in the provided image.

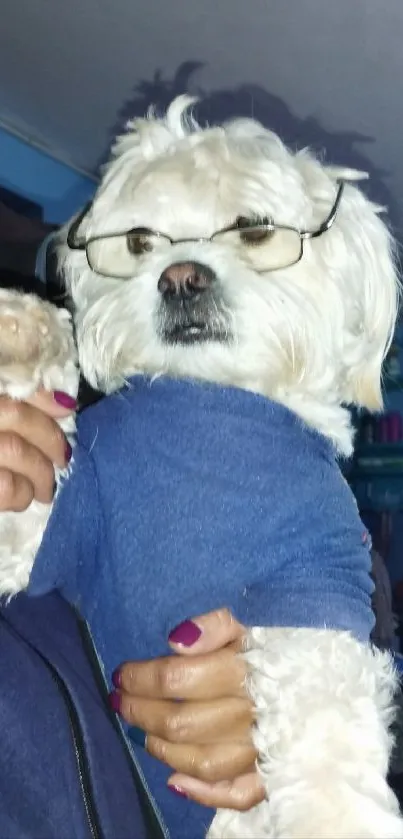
[93,96,201,209]
[107,95,199,168]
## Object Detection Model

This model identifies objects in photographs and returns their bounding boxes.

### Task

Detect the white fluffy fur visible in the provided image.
[0,291,78,596]
[0,96,402,837]
[210,631,403,838]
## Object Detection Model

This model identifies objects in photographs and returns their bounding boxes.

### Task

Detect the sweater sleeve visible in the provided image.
[163,537,375,647]
[28,443,100,607]
[230,539,375,643]
[228,456,376,643]
[162,461,376,645]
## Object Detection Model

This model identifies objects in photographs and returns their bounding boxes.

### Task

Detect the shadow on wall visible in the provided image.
[100,61,398,232]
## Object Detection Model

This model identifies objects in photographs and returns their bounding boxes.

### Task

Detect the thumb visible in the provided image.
[168,608,245,656]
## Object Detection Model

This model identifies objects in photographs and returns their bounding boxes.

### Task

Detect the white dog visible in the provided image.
[0,96,402,839]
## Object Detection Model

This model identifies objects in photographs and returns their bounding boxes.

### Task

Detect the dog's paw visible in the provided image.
[0,292,78,600]
[0,289,78,399]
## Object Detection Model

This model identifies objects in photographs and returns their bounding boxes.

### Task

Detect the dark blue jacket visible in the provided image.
[0,591,166,839]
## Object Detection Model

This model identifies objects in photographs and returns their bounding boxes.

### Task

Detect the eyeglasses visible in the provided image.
[67,181,344,279]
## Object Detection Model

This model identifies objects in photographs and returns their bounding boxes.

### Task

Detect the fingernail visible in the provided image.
[65,441,72,463]
[128,726,146,748]
[53,390,77,410]
[108,691,121,714]
[168,784,188,799]
[112,668,121,689]
[168,620,202,647]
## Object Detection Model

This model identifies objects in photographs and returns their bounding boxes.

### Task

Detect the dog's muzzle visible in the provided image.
[157,261,229,345]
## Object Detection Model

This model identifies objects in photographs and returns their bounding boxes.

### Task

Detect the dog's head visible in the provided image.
[61,96,399,449]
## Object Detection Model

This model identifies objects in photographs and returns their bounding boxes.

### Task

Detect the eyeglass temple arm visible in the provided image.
[66,201,93,250]
[300,181,345,241]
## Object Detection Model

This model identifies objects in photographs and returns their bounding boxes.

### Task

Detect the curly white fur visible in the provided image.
[0,291,78,596]
[0,97,401,837]
[210,630,403,838]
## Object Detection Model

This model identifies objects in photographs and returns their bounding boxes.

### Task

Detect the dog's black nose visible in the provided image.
[158,262,216,299]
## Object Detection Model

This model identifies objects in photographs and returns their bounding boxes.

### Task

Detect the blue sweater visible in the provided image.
[29,376,374,839]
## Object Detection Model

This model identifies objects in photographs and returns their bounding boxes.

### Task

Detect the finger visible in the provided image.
[168,608,246,656]
[146,737,257,783]
[0,432,58,505]
[0,468,34,512]
[0,397,70,470]
[26,388,76,420]
[119,695,253,743]
[167,771,265,811]
[116,645,247,701]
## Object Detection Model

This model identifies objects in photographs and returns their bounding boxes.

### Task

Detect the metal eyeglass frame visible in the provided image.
[66,180,345,276]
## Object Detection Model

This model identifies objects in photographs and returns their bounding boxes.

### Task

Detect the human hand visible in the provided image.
[111,608,264,811]
[0,389,75,511]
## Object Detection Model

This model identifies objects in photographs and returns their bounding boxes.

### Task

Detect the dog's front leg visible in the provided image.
[0,290,78,597]
[209,627,403,839]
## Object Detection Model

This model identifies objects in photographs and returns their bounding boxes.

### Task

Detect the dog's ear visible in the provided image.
[328,166,400,411]
[296,151,400,413]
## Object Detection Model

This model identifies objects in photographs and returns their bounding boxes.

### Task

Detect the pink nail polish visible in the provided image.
[112,669,121,689]
[168,784,188,799]
[168,620,202,647]
[108,691,121,714]
[54,391,77,410]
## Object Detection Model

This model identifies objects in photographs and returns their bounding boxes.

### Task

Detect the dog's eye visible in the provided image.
[239,227,275,246]
[126,232,154,256]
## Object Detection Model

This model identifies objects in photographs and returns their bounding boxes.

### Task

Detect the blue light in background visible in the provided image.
[0,127,96,223]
